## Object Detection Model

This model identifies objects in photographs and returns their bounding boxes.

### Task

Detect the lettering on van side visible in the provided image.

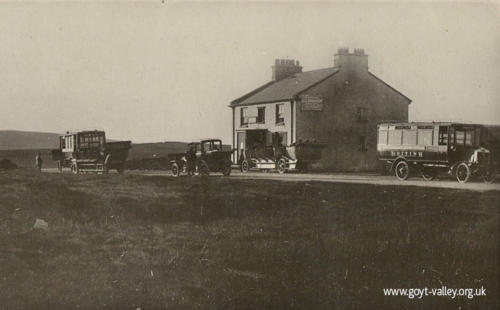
[390,151,424,158]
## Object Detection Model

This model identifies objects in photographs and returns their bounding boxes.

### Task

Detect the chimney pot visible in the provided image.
[354,48,365,55]
[272,57,303,81]
[338,47,349,55]
[334,47,368,70]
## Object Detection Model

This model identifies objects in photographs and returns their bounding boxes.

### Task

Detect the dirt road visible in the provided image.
[43,168,500,191]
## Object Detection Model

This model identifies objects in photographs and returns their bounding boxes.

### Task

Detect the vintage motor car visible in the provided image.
[377,122,497,183]
[169,139,232,177]
[237,130,326,174]
[51,130,131,174]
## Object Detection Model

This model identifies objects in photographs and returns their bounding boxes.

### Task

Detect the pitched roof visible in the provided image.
[231,67,339,106]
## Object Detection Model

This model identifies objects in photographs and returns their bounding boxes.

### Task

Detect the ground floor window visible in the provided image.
[273,132,287,146]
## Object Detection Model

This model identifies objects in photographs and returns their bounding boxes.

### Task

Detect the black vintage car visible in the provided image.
[377,122,497,183]
[169,139,232,177]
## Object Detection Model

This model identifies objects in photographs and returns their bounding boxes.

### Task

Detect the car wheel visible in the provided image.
[277,158,287,174]
[482,165,496,184]
[395,161,410,181]
[199,160,209,176]
[240,160,249,173]
[172,163,180,177]
[223,164,232,176]
[456,162,471,183]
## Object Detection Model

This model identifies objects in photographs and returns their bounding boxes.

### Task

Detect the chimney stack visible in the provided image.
[272,58,302,81]
[333,47,368,70]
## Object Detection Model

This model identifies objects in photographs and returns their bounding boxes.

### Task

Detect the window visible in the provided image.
[202,141,212,152]
[388,130,402,145]
[455,130,465,145]
[257,107,265,124]
[212,140,222,151]
[359,136,367,151]
[240,107,248,127]
[273,132,287,146]
[357,107,368,122]
[378,130,388,145]
[402,129,417,145]
[417,129,433,146]
[64,136,73,150]
[465,130,474,146]
[438,126,448,145]
[275,104,285,124]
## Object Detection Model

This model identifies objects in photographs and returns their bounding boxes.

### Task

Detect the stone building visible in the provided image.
[230,48,411,171]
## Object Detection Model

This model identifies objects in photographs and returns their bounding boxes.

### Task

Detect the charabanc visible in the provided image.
[239,137,326,174]
[377,122,497,183]
[51,130,131,174]
[169,139,232,177]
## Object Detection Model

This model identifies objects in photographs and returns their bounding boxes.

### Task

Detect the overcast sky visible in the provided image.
[0,1,498,142]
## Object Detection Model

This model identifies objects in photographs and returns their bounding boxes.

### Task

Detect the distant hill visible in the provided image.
[0,130,60,150]
[0,130,229,168]
[0,135,190,168]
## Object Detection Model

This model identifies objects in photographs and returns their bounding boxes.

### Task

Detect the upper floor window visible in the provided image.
[240,107,248,127]
[257,107,265,124]
[275,104,285,124]
[357,107,368,122]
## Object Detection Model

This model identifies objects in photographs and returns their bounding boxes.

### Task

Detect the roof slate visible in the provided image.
[231,67,338,106]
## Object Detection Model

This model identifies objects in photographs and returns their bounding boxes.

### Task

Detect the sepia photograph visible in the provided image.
[0,0,499,309]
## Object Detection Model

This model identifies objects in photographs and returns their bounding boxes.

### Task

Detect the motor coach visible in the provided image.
[377,122,496,183]
[51,130,131,174]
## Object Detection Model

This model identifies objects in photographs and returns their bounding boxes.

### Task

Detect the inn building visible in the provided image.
[229,48,411,171]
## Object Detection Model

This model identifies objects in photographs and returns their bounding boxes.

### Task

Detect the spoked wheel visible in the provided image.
[222,163,232,176]
[199,160,209,176]
[482,165,496,184]
[240,160,249,173]
[456,162,471,183]
[277,158,287,174]
[172,163,180,177]
[421,167,437,181]
[395,161,410,181]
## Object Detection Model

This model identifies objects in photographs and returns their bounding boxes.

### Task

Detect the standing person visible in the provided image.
[186,146,196,176]
[35,152,43,172]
